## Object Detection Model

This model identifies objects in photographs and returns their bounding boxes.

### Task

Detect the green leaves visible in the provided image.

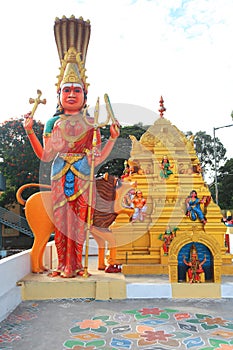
[0,118,49,207]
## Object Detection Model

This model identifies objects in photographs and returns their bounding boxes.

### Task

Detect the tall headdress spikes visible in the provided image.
[190,244,198,259]
[54,15,91,93]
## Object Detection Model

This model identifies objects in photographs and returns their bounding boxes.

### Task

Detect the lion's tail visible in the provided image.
[16,183,51,206]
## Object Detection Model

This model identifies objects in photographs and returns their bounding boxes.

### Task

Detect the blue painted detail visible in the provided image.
[51,156,65,177]
[111,337,132,348]
[51,155,90,198]
[183,336,204,348]
[139,319,165,326]
[64,170,75,197]
[178,242,213,282]
[73,156,90,175]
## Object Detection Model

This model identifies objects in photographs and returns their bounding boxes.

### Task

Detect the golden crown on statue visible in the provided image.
[54,15,91,93]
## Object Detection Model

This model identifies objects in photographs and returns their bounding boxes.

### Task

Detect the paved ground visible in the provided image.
[1,297,233,349]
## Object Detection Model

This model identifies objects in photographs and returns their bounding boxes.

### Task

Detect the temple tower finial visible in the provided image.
[158,96,166,118]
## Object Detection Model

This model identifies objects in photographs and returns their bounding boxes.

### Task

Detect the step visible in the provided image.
[17,268,126,301]
[122,263,168,275]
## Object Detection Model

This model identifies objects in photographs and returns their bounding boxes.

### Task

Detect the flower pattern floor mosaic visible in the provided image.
[0,298,233,349]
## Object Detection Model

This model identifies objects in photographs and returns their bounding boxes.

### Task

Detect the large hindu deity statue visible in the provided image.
[23,15,120,278]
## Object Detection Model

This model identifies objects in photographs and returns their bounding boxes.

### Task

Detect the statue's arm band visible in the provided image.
[26,129,34,135]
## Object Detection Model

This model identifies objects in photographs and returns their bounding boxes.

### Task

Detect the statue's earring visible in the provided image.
[57,91,64,112]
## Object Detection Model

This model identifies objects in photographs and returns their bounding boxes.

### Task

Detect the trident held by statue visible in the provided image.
[104,93,120,133]
[82,94,117,278]
[29,89,46,118]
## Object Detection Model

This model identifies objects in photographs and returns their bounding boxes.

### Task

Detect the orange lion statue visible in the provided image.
[16,174,134,275]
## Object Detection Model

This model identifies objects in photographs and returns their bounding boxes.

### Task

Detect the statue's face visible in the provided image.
[191,191,197,198]
[60,83,85,112]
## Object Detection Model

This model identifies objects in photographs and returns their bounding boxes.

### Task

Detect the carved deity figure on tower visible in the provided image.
[185,190,210,225]
[183,244,206,283]
[159,155,173,179]
[159,225,178,255]
[131,190,147,223]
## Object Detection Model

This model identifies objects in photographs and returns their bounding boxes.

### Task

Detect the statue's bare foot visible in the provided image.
[47,271,60,277]
[105,264,122,273]
[78,270,91,277]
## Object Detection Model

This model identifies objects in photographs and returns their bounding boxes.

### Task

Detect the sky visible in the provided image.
[0,0,233,159]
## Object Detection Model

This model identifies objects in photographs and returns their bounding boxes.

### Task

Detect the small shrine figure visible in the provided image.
[159,156,173,179]
[122,188,136,209]
[193,162,202,174]
[183,245,206,283]
[121,159,143,181]
[131,190,147,222]
[222,210,233,227]
[159,225,178,255]
[121,160,131,180]
[185,190,207,225]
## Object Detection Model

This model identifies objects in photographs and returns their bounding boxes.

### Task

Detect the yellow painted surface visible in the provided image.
[221,265,233,275]
[18,269,126,301]
[114,117,233,280]
[122,264,168,275]
[172,283,221,299]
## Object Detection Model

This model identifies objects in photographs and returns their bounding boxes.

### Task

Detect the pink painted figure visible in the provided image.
[159,225,176,255]
[131,190,147,222]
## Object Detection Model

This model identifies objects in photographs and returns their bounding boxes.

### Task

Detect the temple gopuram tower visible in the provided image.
[113,97,233,284]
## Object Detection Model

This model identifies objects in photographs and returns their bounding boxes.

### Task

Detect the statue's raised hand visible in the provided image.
[110,121,120,140]
[23,112,34,131]
[51,126,66,151]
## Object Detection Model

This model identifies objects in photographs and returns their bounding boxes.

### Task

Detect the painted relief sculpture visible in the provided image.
[122,188,136,210]
[222,210,233,227]
[121,157,144,181]
[131,190,147,223]
[183,244,206,283]
[159,155,173,179]
[185,190,210,225]
[22,16,120,278]
[159,226,178,255]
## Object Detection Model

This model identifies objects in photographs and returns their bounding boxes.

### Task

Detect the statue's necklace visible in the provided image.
[59,113,86,148]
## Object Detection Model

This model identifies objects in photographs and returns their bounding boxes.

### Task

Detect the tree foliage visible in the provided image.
[216,158,233,209]
[185,130,227,182]
[0,118,46,207]
[96,123,148,177]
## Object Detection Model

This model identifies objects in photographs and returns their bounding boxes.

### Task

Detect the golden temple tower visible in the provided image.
[113,97,233,283]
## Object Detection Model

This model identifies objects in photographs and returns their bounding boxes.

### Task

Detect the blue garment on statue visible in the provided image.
[187,198,204,221]
[72,156,90,175]
[51,155,90,197]
[64,170,75,196]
